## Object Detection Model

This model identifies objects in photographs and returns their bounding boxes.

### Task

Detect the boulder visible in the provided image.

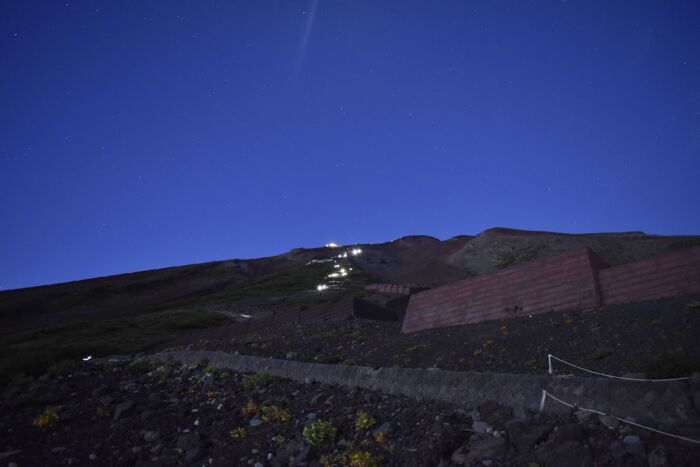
[505,419,552,452]
[464,437,507,464]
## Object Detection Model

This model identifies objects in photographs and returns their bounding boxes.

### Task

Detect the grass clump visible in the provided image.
[33,406,62,428]
[348,450,381,467]
[241,373,279,390]
[260,405,290,423]
[354,411,376,431]
[374,431,388,445]
[229,426,246,439]
[303,420,337,447]
[241,399,258,418]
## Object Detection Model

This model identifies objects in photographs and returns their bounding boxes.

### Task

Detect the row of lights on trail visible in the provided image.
[317,243,363,291]
[324,242,363,256]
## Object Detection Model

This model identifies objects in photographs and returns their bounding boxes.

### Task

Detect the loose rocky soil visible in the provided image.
[2,356,699,466]
[181,295,700,379]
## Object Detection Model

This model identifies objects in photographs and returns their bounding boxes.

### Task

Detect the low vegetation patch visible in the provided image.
[228,426,246,439]
[403,343,428,353]
[32,406,62,429]
[241,373,279,390]
[260,405,290,423]
[638,348,700,379]
[0,309,228,386]
[347,450,381,467]
[355,411,376,431]
[311,329,345,342]
[303,420,337,447]
[240,399,258,418]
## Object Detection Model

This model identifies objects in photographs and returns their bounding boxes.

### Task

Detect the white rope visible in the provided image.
[539,389,700,445]
[547,354,689,382]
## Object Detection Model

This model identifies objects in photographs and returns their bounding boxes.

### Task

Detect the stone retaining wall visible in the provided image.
[151,350,698,428]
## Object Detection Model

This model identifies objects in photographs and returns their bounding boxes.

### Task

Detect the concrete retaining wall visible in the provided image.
[151,350,698,428]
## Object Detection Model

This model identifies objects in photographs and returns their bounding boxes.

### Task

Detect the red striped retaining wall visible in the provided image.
[365,283,415,296]
[598,246,700,305]
[401,246,700,333]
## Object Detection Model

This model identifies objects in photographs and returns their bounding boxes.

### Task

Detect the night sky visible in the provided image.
[2,1,699,290]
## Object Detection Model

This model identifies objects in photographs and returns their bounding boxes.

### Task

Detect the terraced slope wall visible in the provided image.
[599,245,700,305]
[402,248,601,333]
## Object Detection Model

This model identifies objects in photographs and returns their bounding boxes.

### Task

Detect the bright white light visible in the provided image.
[317,284,329,291]
[82,355,92,362]
[240,314,252,319]
[334,264,340,268]
[327,273,340,278]
[351,248,362,256]
[325,242,340,248]
[342,252,348,258]
[340,268,346,274]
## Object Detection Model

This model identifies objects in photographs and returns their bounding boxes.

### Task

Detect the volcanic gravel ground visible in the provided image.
[183,295,700,378]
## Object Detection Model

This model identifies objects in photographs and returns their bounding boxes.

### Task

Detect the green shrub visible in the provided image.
[354,411,376,431]
[303,420,337,447]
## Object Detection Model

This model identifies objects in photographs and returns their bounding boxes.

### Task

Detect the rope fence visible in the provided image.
[538,389,700,445]
[547,353,690,382]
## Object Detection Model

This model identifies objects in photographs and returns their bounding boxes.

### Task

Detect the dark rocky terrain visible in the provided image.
[2,356,699,466]
[1,228,700,466]
[178,294,700,378]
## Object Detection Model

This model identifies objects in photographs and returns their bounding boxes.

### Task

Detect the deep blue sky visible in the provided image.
[2,1,699,290]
